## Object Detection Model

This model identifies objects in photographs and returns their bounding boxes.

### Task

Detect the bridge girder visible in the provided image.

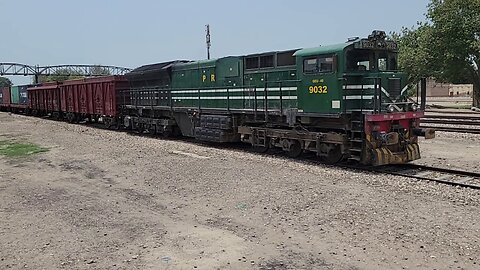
[0,63,132,77]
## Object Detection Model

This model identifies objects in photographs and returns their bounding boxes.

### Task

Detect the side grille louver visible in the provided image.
[388,78,401,98]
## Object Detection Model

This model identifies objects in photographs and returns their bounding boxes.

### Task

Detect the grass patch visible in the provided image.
[0,140,49,158]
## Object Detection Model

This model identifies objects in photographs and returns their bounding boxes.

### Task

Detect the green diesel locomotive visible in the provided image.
[123,30,434,166]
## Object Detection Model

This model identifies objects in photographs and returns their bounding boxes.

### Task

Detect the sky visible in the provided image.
[0,0,430,84]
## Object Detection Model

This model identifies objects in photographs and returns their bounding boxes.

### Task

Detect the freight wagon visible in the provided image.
[28,82,62,118]
[0,87,11,110]
[27,76,129,125]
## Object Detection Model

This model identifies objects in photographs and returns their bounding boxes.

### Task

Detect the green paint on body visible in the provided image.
[0,140,49,157]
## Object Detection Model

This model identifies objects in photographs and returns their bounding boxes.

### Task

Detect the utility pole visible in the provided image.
[206,24,211,60]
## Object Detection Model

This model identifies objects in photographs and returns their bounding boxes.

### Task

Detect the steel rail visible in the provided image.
[422,115,480,120]
[421,119,480,126]
[426,109,480,115]
[421,113,480,134]
[420,125,480,134]
[368,163,480,190]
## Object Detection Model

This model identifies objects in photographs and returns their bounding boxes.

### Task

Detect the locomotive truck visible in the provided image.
[121,30,434,165]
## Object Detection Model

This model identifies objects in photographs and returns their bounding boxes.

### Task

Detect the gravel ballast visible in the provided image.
[0,112,479,270]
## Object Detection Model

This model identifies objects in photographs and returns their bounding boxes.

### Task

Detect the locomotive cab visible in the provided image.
[342,31,434,165]
[295,30,434,166]
[342,31,410,113]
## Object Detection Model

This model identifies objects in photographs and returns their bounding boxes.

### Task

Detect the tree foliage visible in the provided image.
[394,0,480,105]
[36,65,112,83]
[0,77,13,87]
[37,68,83,83]
[89,65,112,76]
[392,24,434,84]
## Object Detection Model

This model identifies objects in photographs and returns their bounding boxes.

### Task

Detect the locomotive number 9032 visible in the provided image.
[308,85,328,94]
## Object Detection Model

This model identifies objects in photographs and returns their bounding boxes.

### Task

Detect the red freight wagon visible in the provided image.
[28,82,62,118]
[59,76,128,124]
[0,87,11,111]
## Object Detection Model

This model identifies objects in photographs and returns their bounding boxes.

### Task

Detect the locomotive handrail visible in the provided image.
[338,77,347,114]
[126,82,301,117]
[342,75,389,114]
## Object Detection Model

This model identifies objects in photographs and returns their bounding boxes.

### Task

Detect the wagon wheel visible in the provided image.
[67,113,76,123]
[287,140,303,158]
[73,114,81,123]
[320,144,344,165]
[104,118,112,129]
[113,121,121,130]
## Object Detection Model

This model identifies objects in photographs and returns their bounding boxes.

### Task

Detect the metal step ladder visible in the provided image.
[348,119,364,162]
[254,128,267,147]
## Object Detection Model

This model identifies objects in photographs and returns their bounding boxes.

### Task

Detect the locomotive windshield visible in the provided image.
[346,49,398,72]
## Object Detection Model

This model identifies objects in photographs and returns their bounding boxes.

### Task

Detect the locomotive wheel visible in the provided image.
[162,129,173,138]
[252,137,270,153]
[320,145,344,164]
[148,125,157,135]
[287,140,303,158]
[172,126,182,137]
[253,144,269,153]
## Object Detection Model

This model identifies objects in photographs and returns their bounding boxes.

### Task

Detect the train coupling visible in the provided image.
[413,128,435,139]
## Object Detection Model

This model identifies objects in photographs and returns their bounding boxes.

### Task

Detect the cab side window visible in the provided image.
[303,55,335,74]
[304,58,318,73]
[319,57,334,72]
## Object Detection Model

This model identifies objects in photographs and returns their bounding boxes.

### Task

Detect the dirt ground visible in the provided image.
[415,132,480,172]
[425,96,473,109]
[1,112,479,270]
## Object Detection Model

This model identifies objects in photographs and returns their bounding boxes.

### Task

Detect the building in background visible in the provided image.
[426,78,473,97]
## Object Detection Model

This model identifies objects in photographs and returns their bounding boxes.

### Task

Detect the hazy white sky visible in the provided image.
[1,0,430,84]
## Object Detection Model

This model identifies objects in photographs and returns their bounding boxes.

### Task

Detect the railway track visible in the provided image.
[14,114,480,190]
[369,164,480,190]
[60,117,480,191]
[426,109,480,115]
[420,112,480,134]
[420,126,480,134]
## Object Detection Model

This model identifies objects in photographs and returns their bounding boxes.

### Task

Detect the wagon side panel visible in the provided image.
[1,87,11,107]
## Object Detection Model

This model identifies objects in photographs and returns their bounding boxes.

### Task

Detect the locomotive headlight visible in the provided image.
[387,105,395,113]
[411,104,419,111]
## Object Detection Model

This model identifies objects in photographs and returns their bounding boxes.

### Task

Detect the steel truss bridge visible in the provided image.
[0,63,132,81]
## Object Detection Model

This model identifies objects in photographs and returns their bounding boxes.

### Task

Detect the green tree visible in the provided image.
[37,68,85,83]
[394,0,480,106]
[392,24,434,85]
[90,65,112,76]
[0,77,13,87]
[36,65,112,83]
